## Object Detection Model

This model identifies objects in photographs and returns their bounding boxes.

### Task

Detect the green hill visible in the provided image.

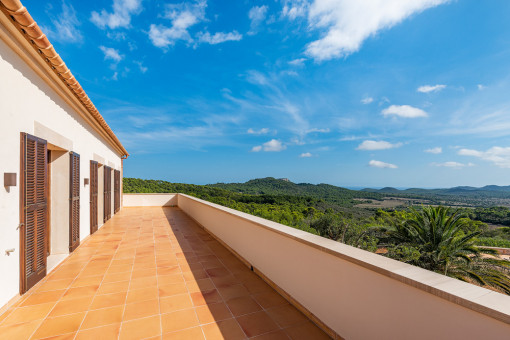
[208,177,385,206]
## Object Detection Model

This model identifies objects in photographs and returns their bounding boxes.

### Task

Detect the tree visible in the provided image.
[377,206,510,294]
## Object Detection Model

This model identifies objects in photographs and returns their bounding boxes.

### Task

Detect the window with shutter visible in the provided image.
[69,152,80,252]
[90,161,98,234]
[20,133,48,294]
[114,170,120,214]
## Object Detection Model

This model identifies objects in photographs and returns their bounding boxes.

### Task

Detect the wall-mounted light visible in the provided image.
[4,173,16,187]
[84,178,89,186]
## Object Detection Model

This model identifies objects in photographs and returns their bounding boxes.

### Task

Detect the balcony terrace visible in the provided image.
[0,206,328,339]
[1,193,510,340]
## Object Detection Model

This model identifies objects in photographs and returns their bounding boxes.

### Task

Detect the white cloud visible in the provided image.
[300,152,313,158]
[425,147,442,154]
[134,61,148,73]
[432,161,474,168]
[148,0,207,48]
[43,2,82,43]
[306,128,330,134]
[282,0,310,20]
[458,147,510,168]
[382,105,428,118]
[247,128,270,135]
[197,31,243,44]
[99,46,123,62]
[303,0,449,61]
[361,97,373,104]
[417,84,446,93]
[288,58,307,67]
[248,5,268,34]
[477,84,486,91]
[369,160,398,169]
[91,0,143,30]
[252,139,287,152]
[357,140,402,151]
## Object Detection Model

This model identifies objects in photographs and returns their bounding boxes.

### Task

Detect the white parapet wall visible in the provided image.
[123,193,178,207]
[175,194,510,340]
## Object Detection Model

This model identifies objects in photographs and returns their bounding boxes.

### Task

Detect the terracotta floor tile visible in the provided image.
[160,294,193,314]
[226,296,262,317]
[75,323,121,340]
[119,315,161,340]
[252,292,288,309]
[157,266,181,276]
[243,279,273,295]
[161,309,199,334]
[81,305,124,329]
[162,326,205,340]
[158,283,188,298]
[186,278,215,293]
[266,305,308,328]
[36,332,76,340]
[103,271,132,283]
[183,269,208,281]
[31,312,86,339]
[236,311,279,338]
[251,330,290,340]
[48,297,92,317]
[201,318,246,340]
[217,284,250,301]
[0,320,43,340]
[20,290,65,307]
[132,268,157,279]
[90,292,127,310]
[158,274,185,286]
[61,285,99,301]
[126,287,159,304]
[123,299,159,321]
[205,267,230,278]
[210,275,241,288]
[1,302,54,326]
[36,278,74,292]
[284,322,330,340]
[195,302,233,324]
[190,289,223,307]
[71,275,104,288]
[97,280,130,295]
[130,276,158,290]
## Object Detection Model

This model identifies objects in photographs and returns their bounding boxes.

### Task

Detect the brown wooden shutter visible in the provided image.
[69,152,80,252]
[20,133,48,293]
[103,166,111,222]
[114,170,120,214]
[90,161,98,234]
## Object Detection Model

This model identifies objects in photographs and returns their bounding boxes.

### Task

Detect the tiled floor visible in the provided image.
[0,207,330,340]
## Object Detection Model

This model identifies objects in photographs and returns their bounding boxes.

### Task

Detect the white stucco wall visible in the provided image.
[0,36,123,307]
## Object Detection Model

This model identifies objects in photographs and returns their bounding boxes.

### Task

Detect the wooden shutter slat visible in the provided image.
[69,152,80,252]
[90,161,98,234]
[103,166,112,222]
[114,170,120,214]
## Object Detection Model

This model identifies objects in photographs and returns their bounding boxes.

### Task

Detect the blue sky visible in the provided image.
[25,0,510,188]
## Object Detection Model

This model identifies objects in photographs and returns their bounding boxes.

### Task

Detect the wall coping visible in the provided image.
[128,193,510,325]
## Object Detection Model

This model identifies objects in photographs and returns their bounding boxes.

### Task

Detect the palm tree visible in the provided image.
[377,206,510,295]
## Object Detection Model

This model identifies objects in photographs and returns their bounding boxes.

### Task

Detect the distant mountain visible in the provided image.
[208,177,385,206]
[362,185,510,198]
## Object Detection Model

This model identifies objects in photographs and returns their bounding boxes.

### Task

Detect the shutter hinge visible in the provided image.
[17,223,24,230]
